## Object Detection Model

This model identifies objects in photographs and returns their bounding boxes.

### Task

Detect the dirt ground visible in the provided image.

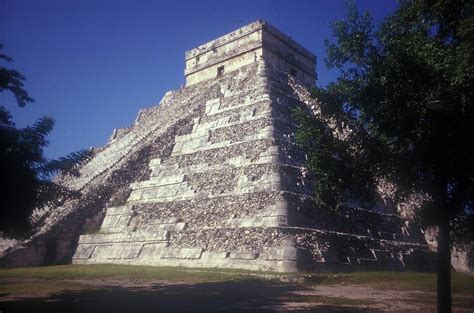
[1,277,473,312]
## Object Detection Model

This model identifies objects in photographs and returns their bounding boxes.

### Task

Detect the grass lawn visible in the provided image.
[0,264,473,312]
[303,270,474,294]
[0,264,266,282]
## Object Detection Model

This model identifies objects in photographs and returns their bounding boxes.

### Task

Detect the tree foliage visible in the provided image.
[0,44,34,108]
[295,1,473,312]
[0,45,91,237]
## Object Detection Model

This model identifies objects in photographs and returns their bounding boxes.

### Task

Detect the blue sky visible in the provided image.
[0,0,398,159]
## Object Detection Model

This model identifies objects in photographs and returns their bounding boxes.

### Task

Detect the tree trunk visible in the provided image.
[437,213,451,313]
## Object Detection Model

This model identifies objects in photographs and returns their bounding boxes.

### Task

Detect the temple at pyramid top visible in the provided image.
[184,20,316,86]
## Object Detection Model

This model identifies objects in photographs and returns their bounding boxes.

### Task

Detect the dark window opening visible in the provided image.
[217,66,224,77]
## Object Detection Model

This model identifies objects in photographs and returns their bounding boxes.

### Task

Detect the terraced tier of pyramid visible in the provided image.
[1,21,437,272]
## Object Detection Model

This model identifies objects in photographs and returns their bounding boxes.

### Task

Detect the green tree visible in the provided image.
[295,1,473,312]
[0,44,91,237]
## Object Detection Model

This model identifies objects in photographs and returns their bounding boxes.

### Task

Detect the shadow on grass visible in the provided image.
[0,279,381,313]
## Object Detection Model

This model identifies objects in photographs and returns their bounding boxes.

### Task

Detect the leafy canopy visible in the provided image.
[295,0,474,239]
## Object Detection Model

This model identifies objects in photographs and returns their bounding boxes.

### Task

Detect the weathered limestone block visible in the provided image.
[260,247,282,261]
[229,252,258,260]
[74,244,96,259]
[91,243,143,259]
[101,215,122,228]
[106,205,132,215]
[282,241,298,261]
[113,215,131,229]
[161,248,203,260]
[205,98,221,115]
[200,251,228,260]
[77,229,168,244]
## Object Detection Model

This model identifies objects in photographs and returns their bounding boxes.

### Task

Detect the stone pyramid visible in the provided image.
[1,21,436,272]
